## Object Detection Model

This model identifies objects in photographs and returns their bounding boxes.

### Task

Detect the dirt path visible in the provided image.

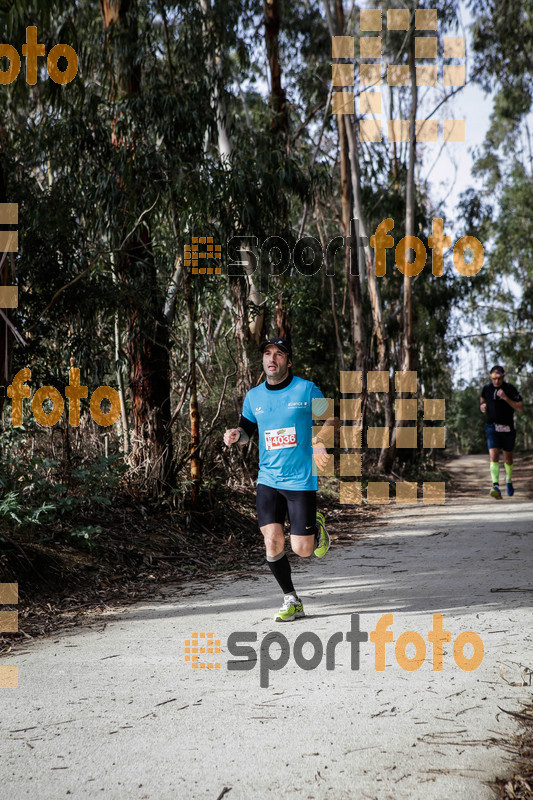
[1,456,532,800]
[446,451,533,501]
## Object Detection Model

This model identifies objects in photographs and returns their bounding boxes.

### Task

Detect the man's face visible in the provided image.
[263,345,291,382]
[491,372,504,388]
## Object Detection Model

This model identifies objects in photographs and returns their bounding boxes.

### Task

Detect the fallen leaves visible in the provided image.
[491,701,533,800]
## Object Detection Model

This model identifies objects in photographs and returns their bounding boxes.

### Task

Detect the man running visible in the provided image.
[224,337,337,621]
[480,365,523,499]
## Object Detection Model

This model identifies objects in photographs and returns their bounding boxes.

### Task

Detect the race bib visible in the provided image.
[265,427,297,450]
[494,424,511,433]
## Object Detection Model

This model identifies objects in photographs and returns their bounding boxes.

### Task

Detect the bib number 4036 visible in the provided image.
[265,427,297,450]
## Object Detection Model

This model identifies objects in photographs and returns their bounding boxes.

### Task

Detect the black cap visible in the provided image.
[260,337,292,359]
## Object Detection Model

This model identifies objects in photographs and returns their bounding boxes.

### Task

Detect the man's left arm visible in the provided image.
[497,388,524,412]
[312,416,341,446]
[312,417,341,471]
[309,385,342,471]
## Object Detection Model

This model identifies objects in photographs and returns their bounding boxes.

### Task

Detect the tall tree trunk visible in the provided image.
[111,252,130,455]
[477,312,489,375]
[231,276,253,403]
[114,307,129,454]
[184,268,201,506]
[341,117,365,372]
[0,126,12,419]
[200,0,264,373]
[264,0,291,341]
[402,28,418,373]
[327,0,366,373]
[387,20,419,473]
[317,208,346,370]
[100,0,173,495]
[344,117,392,463]
[264,0,289,137]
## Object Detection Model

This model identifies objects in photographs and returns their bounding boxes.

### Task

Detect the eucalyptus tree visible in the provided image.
[465,0,533,375]
[2,0,220,498]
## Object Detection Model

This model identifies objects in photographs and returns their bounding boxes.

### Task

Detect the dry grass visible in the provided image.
[492,703,533,800]
[0,486,378,652]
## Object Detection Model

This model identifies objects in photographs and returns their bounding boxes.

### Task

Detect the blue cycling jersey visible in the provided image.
[241,376,325,490]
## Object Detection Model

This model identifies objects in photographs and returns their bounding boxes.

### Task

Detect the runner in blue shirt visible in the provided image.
[224,337,338,621]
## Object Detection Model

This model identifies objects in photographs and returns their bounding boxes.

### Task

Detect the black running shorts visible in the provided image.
[256,484,317,536]
[485,423,517,452]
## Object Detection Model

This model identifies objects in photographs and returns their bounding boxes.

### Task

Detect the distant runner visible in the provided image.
[480,365,524,499]
[224,337,338,621]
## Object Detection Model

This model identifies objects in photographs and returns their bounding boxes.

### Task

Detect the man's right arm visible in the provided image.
[223,415,257,447]
[223,427,249,446]
[480,388,487,413]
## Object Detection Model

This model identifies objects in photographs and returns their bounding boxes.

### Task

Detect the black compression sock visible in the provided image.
[266,552,295,595]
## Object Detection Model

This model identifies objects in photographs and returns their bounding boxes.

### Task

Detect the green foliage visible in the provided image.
[465,0,533,397]
[470,0,533,95]
[69,524,102,548]
[0,491,56,528]
[445,381,487,454]
[0,0,500,516]
[0,419,126,543]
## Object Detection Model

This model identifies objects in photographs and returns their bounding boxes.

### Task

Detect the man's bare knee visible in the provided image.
[261,524,285,556]
[291,537,314,558]
[264,535,284,553]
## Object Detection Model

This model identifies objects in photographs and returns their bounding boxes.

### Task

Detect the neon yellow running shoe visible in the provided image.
[490,484,502,500]
[274,594,305,622]
[314,511,330,558]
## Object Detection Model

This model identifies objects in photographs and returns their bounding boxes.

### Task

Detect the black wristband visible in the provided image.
[238,415,258,438]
